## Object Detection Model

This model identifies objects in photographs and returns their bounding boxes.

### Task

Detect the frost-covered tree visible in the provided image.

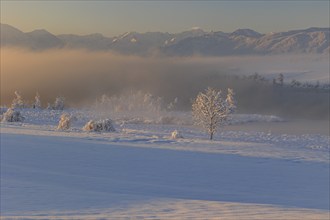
[46,103,52,110]
[225,88,236,114]
[192,87,236,140]
[99,94,109,107]
[11,91,24,109]
[1,108,24,122]
[53,96,65,110]
[167,97,178,111]
[33,92,42,109]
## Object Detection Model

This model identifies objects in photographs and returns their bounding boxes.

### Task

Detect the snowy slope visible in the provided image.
[1,109,329,219]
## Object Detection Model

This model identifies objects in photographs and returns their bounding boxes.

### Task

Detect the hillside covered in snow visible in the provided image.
[1,108,329,219]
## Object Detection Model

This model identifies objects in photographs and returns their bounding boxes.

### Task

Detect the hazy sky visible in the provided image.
[1,1,329,37]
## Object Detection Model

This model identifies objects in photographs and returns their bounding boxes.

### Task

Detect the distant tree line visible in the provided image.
[245,72,330,90]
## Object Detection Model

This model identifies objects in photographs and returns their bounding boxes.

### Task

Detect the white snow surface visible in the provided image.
[1,109,329,219]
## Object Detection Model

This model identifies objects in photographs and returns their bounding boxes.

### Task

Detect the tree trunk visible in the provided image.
[210,132,213,140]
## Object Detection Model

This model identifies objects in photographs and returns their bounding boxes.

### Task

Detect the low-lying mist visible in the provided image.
[0,48,224,103]
[1,48,329,119]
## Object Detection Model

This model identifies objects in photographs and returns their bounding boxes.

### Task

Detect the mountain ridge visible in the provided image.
[1,23,329,56]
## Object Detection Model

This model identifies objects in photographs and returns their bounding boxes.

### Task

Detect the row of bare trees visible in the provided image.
[9,91,65,110]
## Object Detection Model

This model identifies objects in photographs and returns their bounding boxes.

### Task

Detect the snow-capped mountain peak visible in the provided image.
[191,26,203,31]
[231,29,263,38]
[130,37,137,43]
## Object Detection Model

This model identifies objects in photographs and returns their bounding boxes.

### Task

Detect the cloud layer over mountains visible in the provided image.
[1,24,329,56]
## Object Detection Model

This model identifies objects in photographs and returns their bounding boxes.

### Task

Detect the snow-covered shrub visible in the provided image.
[1,108,24,122]
[83,120,94,131]
[33,92,42,109]
[171,130,183,139]
[53,97,65,110]
[11,91,25,109]
[57,113,72,130]
[83,119,116,132]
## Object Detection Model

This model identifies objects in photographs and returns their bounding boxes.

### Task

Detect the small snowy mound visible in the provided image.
[57,114,72,130]
[83,119,116,132]
[171,130,183,139]
[1,108,24,122]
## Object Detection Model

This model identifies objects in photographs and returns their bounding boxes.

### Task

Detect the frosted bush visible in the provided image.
[83,120,94,131]
[83,119,116,132]
[171,130,183,139]
[57,113,72,130]
[1,108,24,122]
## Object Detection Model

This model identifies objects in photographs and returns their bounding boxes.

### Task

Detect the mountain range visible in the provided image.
[1,23,329,56]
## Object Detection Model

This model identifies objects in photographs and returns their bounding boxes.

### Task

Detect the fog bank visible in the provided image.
[1,48,329,119]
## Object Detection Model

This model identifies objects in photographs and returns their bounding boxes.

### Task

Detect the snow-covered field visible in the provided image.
[1,109,329,219]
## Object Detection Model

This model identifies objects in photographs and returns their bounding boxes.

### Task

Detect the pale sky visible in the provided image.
[1,1,329,37]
